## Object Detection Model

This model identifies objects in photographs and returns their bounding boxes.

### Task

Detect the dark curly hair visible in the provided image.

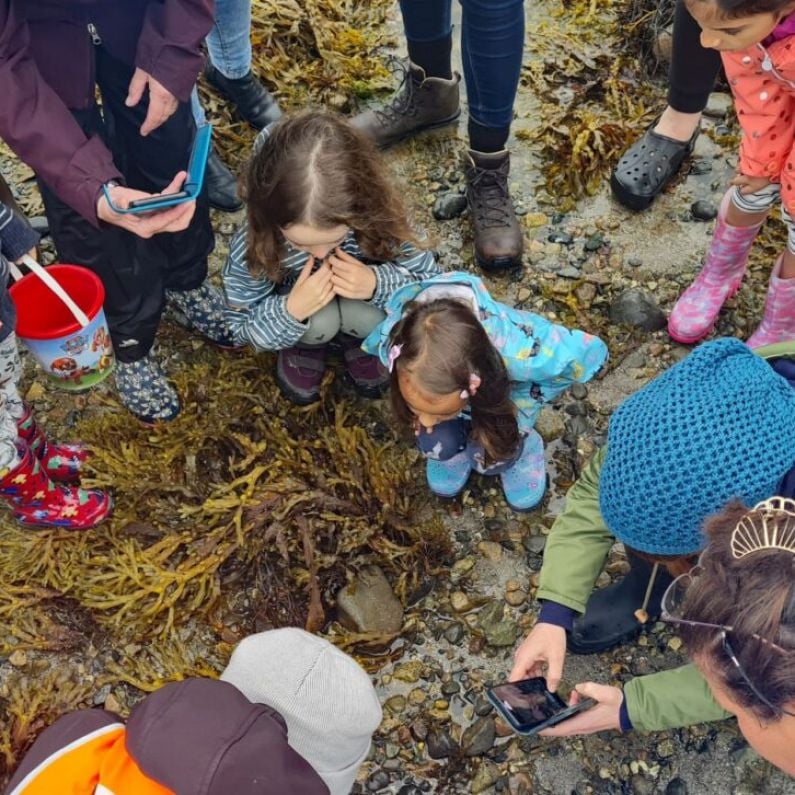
[679,499,795,722]
[241,109,419,281]
[388,298,521,466]
[687,0,795,19]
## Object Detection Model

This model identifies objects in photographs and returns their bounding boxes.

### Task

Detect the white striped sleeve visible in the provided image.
[370,244,441,308]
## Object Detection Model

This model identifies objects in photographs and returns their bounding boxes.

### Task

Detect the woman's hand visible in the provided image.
[285,257,335,322]
[96,172,196,238]
[328,248,377,300]
[510,622,567,692]
[539,682,624,738]
[731,174,771,195]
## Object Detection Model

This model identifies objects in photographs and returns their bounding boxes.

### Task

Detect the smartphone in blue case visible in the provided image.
[102,123,213,215]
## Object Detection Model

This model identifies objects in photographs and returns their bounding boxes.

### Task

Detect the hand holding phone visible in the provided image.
[97,172,196,240]
[486,676,596,736]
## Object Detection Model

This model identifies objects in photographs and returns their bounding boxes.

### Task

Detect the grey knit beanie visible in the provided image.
[221,628,382,795]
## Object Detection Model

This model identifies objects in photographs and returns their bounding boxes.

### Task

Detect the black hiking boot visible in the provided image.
[351,61,461,150]
[465,149,523,272]
[568,549,674,654]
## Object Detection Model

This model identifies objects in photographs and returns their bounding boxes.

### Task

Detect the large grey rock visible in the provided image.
[609,289,667,332]
[433,193,467,221]
[534,406,565,443]
[336,565,404,633]
[478,600,519,647]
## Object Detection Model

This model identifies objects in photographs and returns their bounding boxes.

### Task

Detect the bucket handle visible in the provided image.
[10,255,91,329]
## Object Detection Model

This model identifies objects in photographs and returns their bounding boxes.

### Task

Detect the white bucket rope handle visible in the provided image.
[11,255,91,329]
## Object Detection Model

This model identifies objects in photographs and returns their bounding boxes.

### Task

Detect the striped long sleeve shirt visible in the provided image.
[222,223,441,351]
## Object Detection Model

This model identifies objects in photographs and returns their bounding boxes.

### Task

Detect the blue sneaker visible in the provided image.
[165,282,240,349]
[114,351,181,424]
[500,430,546,512]
[426,450,472,498]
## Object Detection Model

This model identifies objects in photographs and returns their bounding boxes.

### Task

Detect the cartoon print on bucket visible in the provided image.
[9,264,115,391]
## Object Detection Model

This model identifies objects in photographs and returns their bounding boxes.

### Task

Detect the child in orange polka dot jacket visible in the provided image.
[669,0,795,347]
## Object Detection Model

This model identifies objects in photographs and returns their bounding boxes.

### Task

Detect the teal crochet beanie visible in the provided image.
[600,338,795,556]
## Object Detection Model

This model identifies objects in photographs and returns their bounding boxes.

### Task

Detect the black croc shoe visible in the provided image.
[611,124,700,212]
[568,550,674,655]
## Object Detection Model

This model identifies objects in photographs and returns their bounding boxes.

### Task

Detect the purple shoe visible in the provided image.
[276,345,328,405]
[340,335,388,398]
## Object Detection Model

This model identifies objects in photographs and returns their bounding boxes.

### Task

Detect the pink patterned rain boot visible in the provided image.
[668,191,764,344]
[746,255,795,347]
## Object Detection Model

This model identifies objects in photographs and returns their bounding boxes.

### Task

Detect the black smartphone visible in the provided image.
[128,190,190,210]
[486,677,595,736]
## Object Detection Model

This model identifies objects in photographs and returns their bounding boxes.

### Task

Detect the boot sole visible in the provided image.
[610,173,657,212]
[377,111,462,150]
[275,372,321,406]
[476,253,523,273]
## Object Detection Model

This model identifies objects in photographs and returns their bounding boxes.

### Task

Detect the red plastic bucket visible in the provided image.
[9,264,115,391]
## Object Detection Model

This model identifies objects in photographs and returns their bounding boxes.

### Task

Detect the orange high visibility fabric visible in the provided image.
[13,725,173,795]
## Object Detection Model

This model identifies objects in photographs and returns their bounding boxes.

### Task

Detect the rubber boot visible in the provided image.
[568,549,674,654]
[426,450,472,498]
[0,443,111,530]
[499,430,546,512]
[16,403,89,484]
[351,61,461,150]
[746,255,795,347]
[465,150,523,272]
[668,191,763,344]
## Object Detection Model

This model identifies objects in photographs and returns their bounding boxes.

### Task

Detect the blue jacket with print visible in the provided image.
[362,271,608,433]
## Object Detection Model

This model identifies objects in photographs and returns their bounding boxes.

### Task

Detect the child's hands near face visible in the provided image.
[328,248,377,300]
[731,173,771,195]
[285,256,335,322]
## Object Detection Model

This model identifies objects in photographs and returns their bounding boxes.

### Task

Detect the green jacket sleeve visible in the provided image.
[536,446,615,614]
[624,664,731,731]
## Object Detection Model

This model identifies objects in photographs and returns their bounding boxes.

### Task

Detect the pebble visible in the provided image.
[548,231,573,245]
[408,688,427,705]
[441,680,460,696]
[575,282,597,306]
[666,777,689,795]
[609,289,667,331]
[571,382,588,400]
[691,200,718,221]
[504,588,527,606]
[584,233,605,251]
[450,591,474,613]
[477,541,503,561]
[508,772,533,795]
[462,716,497,756]
[524,212,548,228]
[8,650,27,667]
[704,91,733,119]
[517,286,532,303]
[432,193,467,221]
[104,693,123,714]
[667,636,683,651]
[657,738,676,758]
[367,770,391,791]
[524,534,546,554]
[630,775,656,795]
[689,159,713,176]
[426,728,457,759]
[534,406,566,443]
[451,557,476,580]
[384,695,407,714]
[472,761,501,793]
[559,265,582,279]
[392,661,424,683]
[444,623,465,644]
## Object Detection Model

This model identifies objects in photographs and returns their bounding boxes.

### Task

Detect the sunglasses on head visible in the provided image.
[661,551,795,718]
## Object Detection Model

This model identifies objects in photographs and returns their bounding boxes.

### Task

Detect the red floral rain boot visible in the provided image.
[16,403,89,483]
[0,443,111,530]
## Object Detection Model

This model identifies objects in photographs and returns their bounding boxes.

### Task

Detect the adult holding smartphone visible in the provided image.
[510,338,795,735]
[0,1,235,423]
[611,0,722,210]
[539,498,795,782]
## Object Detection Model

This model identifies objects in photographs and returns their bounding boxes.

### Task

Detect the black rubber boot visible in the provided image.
[205,149,242,212]
[568,550,674,654]
[205,65,282,131]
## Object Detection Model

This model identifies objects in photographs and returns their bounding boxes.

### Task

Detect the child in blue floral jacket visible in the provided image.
[363,271,607,512]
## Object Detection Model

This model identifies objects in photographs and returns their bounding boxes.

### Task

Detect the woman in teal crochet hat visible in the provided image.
[510,337,795,734]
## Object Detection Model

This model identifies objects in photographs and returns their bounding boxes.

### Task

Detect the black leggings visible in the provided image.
[667,0,722,113]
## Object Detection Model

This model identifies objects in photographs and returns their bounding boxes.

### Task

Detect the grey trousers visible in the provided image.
[299,297,385,346]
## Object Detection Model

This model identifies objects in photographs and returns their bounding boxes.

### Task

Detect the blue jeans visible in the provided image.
[398,0,524,129]
[192,0,252,126]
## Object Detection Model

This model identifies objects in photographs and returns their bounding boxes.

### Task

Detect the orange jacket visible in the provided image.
[723,37,795,213]
[4,679,329,795]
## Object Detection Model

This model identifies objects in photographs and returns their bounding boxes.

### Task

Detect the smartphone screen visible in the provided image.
[486,677,593,735]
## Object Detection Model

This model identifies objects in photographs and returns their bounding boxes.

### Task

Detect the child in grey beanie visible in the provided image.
[221,627,383,794]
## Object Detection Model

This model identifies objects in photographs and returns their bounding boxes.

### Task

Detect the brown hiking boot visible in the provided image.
[465,149,523,272]
[351,61,461,149]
